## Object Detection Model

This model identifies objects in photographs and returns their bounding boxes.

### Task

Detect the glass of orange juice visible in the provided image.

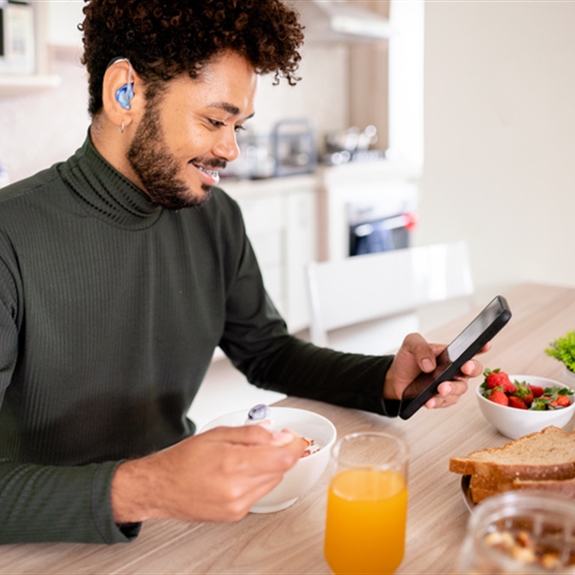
[324,432,409,575]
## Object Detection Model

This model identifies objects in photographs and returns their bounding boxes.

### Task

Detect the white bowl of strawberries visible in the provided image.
[476,369,575,439]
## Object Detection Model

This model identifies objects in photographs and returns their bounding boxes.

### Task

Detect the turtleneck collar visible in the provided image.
[59,132,164,230]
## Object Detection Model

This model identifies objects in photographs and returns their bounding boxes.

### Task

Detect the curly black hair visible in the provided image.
[80,0,305,116]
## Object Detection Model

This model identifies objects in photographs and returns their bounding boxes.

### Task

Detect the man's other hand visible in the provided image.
[111,425,306,524]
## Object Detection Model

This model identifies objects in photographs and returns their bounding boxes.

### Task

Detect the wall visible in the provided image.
[0,50,91,183]
[251,44,349,138]
[0,45,349,184]
[416,1,575,298]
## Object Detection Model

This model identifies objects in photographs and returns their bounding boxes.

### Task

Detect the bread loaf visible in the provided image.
[450,426,575,503]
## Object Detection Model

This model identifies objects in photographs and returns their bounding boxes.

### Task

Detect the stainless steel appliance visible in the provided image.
[316,164,419,262]
[322,125,385,166]
[348,201,417,256]
[220,118,317,180]
[271,118,317,177]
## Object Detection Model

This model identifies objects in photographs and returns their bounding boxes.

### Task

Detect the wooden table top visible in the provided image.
[2,282,575,574]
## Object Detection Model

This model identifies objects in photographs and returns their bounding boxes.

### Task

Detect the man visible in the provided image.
[0,0,484,544]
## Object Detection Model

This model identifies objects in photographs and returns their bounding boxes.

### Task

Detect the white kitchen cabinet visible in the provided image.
[237,192,287,318]
[285,189,317,331]
[224,176,317,332]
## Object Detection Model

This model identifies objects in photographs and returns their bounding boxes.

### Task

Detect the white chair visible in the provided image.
[306,241,474,355]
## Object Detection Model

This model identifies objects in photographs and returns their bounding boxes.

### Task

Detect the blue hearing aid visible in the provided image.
[109,57,134,110]
[116,82,134,110]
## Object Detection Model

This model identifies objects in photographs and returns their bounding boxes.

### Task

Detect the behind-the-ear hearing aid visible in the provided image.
[111,57,134,110]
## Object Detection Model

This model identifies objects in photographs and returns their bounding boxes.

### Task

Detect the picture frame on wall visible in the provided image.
[0,0,35,76]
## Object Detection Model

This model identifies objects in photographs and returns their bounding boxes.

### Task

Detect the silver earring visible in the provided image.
[120,119,125,134]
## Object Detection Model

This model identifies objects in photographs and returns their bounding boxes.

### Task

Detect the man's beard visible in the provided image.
[126,100,224,210]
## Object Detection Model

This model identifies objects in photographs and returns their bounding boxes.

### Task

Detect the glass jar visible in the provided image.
[458,491,575,574]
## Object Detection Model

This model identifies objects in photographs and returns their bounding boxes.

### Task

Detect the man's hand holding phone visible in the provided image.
[383,295,511,419]
[383,334,488,408]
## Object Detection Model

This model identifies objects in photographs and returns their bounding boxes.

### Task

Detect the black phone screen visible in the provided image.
[398,295,512,420]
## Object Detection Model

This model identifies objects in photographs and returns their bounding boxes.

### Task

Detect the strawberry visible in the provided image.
[549,388,572,408]
[523,391,534,406]
[558,395,572,407]
[527,384,545,398]
[503,380,516,394]
[487,389,509,406]
[550,395,571,408]
[508,395,528,410]
[513,382,534,406]
[484,368,515,393]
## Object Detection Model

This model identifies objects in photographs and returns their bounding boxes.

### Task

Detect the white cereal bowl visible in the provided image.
[476,375,575,439]
[200,407,337,513]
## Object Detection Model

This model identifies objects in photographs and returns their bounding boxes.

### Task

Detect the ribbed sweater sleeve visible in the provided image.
[241,338,398,417]
[0,460,138,544]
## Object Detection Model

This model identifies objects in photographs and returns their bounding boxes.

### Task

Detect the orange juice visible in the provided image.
[324,468,408,574]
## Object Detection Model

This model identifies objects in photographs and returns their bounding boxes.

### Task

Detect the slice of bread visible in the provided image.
[450,426,575,479]
[450,426,575,503]
[467,483,498,503]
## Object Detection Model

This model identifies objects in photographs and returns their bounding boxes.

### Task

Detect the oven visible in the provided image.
[316,163,419,262]
[348,203,418,256]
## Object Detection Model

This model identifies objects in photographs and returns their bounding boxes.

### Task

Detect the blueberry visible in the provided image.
[247,403,271,421]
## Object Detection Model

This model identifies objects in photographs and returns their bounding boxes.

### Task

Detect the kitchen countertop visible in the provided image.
[219,173,317,199]
[316,157,422,187]
[219,158,421,199]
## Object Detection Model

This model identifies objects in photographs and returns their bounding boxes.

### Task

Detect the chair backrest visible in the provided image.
[306,241,474,352]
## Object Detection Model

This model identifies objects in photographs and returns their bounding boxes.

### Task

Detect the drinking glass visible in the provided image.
[458,491,575,574]
[324,432,409,575]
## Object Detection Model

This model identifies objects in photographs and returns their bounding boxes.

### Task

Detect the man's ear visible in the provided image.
[102,59,143,133]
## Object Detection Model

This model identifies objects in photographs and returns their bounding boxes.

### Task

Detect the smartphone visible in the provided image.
[398,295,512,420]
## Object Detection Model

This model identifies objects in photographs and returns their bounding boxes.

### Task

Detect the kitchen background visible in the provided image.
[1,0,575,314]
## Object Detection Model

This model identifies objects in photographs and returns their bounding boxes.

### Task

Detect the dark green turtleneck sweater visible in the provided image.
[0,135,395,544]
